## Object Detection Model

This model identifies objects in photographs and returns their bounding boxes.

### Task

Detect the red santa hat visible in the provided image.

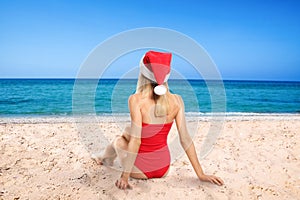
[140,50,172,95]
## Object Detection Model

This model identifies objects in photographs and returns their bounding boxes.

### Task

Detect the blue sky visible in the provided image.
[0,0,300,81]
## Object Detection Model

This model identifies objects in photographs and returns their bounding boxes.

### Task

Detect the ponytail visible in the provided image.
[152,83,169,117]
[136,74,169,117]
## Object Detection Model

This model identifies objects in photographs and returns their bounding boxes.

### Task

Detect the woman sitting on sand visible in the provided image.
[92,50,224,189]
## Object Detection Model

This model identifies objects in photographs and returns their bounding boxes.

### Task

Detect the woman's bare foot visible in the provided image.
[91,152,116,166]
[91,144,117,166]
[91,153,104,165]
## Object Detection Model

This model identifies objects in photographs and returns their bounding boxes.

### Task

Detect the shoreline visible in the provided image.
[0,113,299,124]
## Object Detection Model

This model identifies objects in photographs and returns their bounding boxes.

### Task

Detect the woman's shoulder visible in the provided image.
[167,93,184,109]
[128,93,141,102]
[128,93,146,105]
[168,93,183,103]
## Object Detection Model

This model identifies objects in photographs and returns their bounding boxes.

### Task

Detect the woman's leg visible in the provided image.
[91,127,131,165]
[113,135,148,179]
[91,142,117,166]
[92,134,148,179]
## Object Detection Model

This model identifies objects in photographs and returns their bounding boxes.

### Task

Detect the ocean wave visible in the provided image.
[1,112,299,125]
[185,112,300,117]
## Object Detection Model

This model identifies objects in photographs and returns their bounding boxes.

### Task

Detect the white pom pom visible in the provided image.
[154,85,167,95]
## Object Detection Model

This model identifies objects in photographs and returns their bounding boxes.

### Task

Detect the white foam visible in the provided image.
[0,112,299,124]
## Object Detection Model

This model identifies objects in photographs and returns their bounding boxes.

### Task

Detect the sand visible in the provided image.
[0,115,299,200]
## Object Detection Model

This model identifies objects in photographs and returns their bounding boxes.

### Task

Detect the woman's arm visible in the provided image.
[175,95,224,186]
[115,94,142,189]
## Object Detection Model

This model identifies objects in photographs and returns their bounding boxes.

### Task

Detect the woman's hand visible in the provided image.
[115,176,133,190]
[199,174,224,186]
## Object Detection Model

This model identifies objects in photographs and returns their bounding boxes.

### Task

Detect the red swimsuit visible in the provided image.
[134,122,173,178]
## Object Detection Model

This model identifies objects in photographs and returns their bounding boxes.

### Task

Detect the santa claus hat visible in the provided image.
[140,50,172,95]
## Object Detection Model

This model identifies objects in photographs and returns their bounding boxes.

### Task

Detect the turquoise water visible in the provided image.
[0,79,299,116]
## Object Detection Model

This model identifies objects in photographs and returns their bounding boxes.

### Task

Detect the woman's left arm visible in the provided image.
[185,141,224,186]
[175,95,224,186]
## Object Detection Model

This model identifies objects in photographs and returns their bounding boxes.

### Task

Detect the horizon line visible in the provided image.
[0,77,299,83]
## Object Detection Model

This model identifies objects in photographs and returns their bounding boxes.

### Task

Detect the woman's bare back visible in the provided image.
[122,93,180,141]
[135,92,180,124]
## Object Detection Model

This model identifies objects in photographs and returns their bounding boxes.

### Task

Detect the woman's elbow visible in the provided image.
[130,137,141,146]
[180,138,193,150]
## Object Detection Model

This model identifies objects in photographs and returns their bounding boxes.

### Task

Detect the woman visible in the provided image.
[92,50,224,190]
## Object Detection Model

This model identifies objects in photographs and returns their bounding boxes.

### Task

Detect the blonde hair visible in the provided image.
[136,74,169,117]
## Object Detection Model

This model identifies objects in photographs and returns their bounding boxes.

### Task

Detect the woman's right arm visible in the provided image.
[115,94,142,189]
[175,95,224,186]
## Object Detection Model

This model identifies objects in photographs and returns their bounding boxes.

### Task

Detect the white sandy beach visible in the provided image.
[0,115,299,199]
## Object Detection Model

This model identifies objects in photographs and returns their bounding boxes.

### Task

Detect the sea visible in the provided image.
[0,79,299,117]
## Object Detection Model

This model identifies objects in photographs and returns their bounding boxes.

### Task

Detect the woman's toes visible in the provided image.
[91,153,104,165]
